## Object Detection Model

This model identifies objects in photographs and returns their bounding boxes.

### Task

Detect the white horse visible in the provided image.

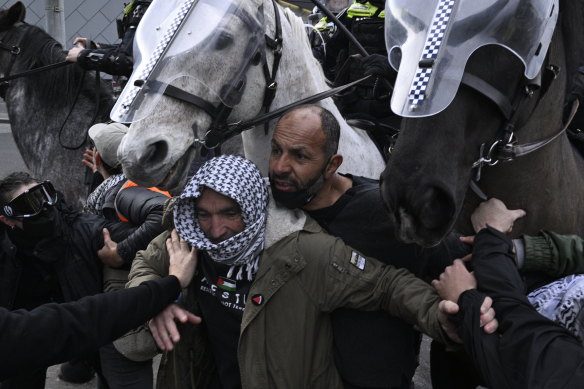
[115,0,385,190]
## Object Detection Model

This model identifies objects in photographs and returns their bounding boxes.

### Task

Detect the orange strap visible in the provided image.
[117,180,171,222]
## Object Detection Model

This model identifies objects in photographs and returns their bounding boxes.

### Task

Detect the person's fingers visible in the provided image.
[81,159,93,169]
[185,311,202,324]
[461,253,472,262]
[510,209,527,221]
[149,318,173,351]
[166,237,175,258]
[148,320,164,350]
[164,313,181,344]
[439,300,459,315]
[483,318,498,334]
[479,307,496,327]
[459,235,475,244]
[102,228,112,244]
[480,296,493,315]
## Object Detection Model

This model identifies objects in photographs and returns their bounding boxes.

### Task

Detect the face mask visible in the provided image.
[270,171,325,209]
[22,207,57,239]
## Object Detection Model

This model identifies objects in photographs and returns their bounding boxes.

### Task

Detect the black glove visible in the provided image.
[362,54,394,80]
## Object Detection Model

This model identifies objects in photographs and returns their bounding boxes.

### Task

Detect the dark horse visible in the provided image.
[381,0,584,246]
[0,2,113,205]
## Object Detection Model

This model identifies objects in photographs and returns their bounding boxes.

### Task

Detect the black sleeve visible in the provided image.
[76,29,136,77]
[460,227,584,389]
[115,187,167,264]
[0,276,181,380]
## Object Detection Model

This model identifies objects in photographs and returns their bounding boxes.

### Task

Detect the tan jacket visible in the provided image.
[127,201,450,388]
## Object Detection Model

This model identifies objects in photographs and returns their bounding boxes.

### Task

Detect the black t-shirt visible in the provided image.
[307,175,465,388]
[194,254,252,389]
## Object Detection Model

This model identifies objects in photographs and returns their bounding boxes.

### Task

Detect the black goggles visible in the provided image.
[1,181,58,218]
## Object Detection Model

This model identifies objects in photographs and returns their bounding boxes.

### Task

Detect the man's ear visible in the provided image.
[324,154,343,179]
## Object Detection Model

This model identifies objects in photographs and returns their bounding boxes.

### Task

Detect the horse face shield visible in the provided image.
[1,181,58,218]
[384,0,558,118]
[110,0,265,123]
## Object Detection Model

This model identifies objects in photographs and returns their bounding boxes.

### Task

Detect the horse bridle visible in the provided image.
[0,22,72,98]
[463,46,577,199]
[149,0,283,150]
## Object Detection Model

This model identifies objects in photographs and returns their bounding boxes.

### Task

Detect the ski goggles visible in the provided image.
[1,181,58,218]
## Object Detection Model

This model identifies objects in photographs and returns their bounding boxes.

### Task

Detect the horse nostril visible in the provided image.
[416,186,455,231]
[143,140,169,165]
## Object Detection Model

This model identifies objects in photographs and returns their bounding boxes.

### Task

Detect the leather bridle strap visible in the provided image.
[216,75,373,143]
[259,0,283,133]
[461,73,514,120]
[496,98,579,160]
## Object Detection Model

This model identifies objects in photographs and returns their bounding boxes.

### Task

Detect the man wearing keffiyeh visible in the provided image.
[126,154,497,389]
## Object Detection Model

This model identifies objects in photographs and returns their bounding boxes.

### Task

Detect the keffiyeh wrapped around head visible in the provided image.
[174,155,269,280]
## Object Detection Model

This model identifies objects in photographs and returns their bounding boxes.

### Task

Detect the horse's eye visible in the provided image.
[214,31,233,51]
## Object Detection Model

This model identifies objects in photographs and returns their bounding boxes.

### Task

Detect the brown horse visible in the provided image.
[381,0,584,246]
[0,2,113,205]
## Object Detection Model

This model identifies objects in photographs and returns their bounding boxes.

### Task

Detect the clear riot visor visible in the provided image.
[384,0,559,118]
[110,0,265,123]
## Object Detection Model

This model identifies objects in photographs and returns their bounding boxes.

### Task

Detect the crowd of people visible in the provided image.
[0,1,583,389]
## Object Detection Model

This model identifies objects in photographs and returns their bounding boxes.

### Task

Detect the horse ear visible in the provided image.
[7,2,26,24]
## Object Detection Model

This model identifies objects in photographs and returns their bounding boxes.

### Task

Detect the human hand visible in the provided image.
[437,296,498,344]
[98,228,124,268]
[72,37,89,48]
[437,300,462,343]
[65,46,83,62]
[432,258,477,303]
[82,147,97,173]
[479,296,498,334]
[471,198,526,234]
[167,229,198,289]
[149,304,202,351]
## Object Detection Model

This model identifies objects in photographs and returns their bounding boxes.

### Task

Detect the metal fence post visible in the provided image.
[45,0,66,46]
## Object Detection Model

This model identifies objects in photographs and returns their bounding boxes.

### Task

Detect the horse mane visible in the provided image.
[281,6,331,90]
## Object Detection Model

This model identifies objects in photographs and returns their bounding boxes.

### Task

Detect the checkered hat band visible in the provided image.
[174,155,268,266]
[408,0,455,105]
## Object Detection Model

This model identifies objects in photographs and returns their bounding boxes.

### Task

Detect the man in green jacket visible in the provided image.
[127,155,496,389]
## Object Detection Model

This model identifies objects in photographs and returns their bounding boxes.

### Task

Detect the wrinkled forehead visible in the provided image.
[385,0,558,117]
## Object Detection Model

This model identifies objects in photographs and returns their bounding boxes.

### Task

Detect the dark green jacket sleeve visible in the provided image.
[0,276,180,380]
[522,230,584,277]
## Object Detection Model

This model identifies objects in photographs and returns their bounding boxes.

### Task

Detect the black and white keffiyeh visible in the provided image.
[528,274,584,345]
[174,155,269,280]
[84,173,126,215]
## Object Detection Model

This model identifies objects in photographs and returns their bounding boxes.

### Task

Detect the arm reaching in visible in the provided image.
[149,229,202,350]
